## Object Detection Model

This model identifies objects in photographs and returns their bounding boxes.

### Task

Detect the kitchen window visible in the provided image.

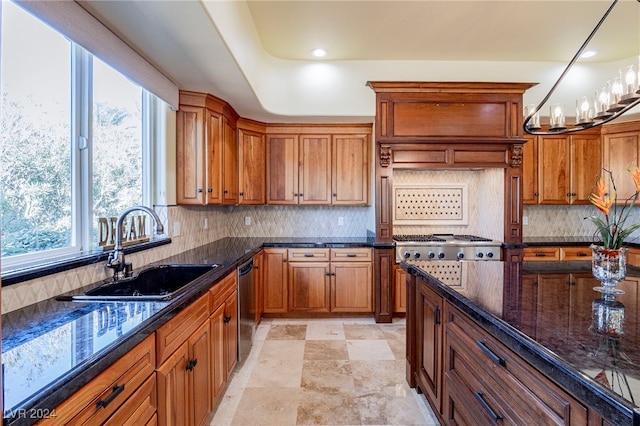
[0,1,165,272]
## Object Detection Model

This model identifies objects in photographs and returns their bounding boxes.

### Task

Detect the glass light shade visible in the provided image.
[608,75,624,111]
[576,96,594,125]
[549,103,566,130]
[524,104,541,129]
[624,65,636,95]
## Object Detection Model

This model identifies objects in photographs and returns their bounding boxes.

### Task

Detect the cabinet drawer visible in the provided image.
[156,293,210,365]
[523,247,560,262]
[560,246,591,261]
[288,248,330,261]
[627,248,640,267]
[444,302,587,425]
[330,248,372,262]
[37,334,156,426]
[210,271,237,312]
[103,374,156,426]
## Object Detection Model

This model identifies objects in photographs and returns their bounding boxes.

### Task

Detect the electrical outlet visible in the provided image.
[245,216,251,226]
[173,222,181,236]
[204,218,209,229]
[523,216,528,226]
[338,217,344,226]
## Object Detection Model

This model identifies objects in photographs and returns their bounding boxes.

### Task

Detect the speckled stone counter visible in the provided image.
[403,260,640,425]
[2,237,378,425]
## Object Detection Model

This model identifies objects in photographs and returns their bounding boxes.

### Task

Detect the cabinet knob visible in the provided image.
[239,192,244,196]
[299,193,303,197]
[198,188,203,193]
[534,192,539,196]
[293,193,299,197]
[333,193,337,197]
[207,188,212,193]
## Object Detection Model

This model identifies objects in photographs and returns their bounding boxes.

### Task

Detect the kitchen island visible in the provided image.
[1,237,381,426]
[403,259,640,425]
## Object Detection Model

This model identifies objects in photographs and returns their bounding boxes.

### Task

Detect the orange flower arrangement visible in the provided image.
[588,167,640,250]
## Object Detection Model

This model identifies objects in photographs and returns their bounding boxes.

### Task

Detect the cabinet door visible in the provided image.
[210,303,226,404]
[332,134,369,205]
[177,106,206,205]
[603,131,640,200]
[299,135,332,204]
[263,248,288,313]
[522,135,539,205]
[224,290,239,379]
[253,250,265,322]
[266,135,299,204]
[156,343,190,426]
[238,129,266,205]
[393,265,407,314]
[416,278,443,413]
[538,135,570,204]
[570,133,602,204]
[331,261,373,312]
[205,109,223,205]
[189,321,212,426]
[288,262,331,312]
[222,117,238,204]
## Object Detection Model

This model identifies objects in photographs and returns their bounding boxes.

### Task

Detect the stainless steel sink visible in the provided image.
[58,264,221,301]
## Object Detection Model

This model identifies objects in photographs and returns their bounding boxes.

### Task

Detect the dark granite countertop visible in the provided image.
[402,260,640,425]
[1,236,378,425]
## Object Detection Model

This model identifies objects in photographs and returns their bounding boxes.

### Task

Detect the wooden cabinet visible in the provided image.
[603,121,640,201]
[156,320,211,426]
[156,294,211,426]
[330,248,373,313]
[442,300,588,425]
[263,247,373,315]
[209,272,238,405]
[524,245,591,262]
[288,248,331,312]
[266,125,371,205]
[253,249,265,322]
[176,91,239,206]
[523,130,601,205]
[263,248,289,313]
[415,277,444,415]
[36,335,157,426]
[237,120,266,205]
[393,264,407,314]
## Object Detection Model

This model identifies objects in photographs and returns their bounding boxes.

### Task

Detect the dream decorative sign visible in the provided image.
[98,215,149,250]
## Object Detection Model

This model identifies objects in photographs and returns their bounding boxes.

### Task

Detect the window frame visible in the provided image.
[1,10,163,275]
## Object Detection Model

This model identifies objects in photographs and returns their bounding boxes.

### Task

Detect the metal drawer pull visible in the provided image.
[576,252,587,257]
[476,340,505,366]
[433,307,441,325]
[346,253,357,257]
[97,383,125,409]
[534,253,546,257]
[304,253,315,257]
[474,391,503,421]
[186,358,198,371]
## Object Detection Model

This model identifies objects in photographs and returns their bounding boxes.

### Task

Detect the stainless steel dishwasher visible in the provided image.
[237,258,254,364]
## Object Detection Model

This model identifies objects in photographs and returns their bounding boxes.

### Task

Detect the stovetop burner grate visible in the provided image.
[393,234,446,242]
[453,235,493,242]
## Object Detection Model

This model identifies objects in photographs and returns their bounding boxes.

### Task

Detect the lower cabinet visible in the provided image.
[263,247,373,314]
[393,264,407,314]
[442,300,588,425]
[36,334,157,426]
[210,273,238,404]
[415,277,443,414]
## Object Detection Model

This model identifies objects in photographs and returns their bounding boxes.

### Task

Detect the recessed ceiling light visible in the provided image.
[311,48,327,58]
[580,50,597,59]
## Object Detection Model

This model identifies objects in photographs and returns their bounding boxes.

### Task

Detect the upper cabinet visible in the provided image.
[177,92,372,206]
[176,91,239,205]
[237,119,267,205]
[266,125,371,206]
[523,129,601,205]
[602,121,640,201]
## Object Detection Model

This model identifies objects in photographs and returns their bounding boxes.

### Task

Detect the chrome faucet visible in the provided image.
[106,205,165,281]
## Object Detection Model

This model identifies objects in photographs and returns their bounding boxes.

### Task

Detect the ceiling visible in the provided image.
[79,0,640,123]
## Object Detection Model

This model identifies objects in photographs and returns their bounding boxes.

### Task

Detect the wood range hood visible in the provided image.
[367,81,537,246]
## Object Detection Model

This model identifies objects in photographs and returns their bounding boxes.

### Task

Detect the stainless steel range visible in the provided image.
[394,234,502,262]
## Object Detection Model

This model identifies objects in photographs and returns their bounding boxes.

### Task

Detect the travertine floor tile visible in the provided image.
[346,339,395,360]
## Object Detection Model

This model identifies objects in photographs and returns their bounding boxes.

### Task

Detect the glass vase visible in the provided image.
[591,244,626,295]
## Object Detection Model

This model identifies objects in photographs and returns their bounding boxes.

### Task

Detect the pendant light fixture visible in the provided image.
[524,0,640,135]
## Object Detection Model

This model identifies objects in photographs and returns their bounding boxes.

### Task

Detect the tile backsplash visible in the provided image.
[2,204,372,313]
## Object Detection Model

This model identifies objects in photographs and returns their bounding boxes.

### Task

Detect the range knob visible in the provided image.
[477,252,484,259]
[457,253,465,259]
[403,252,411,259]
[487,252,494,258]
[414,252,421,259]
[438,252,445,259]
[428,252,435,259]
